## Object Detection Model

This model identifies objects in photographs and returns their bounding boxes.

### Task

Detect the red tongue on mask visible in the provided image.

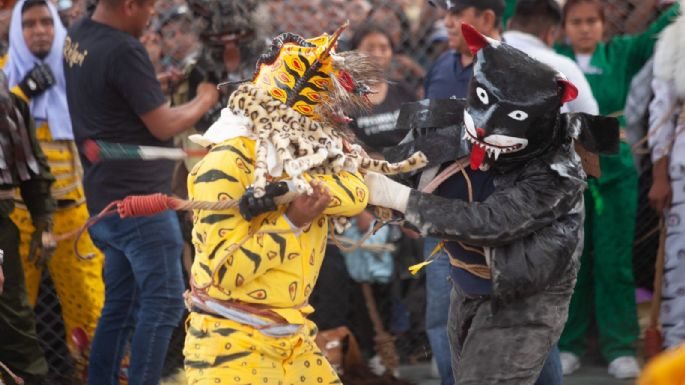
[470,128,486,170]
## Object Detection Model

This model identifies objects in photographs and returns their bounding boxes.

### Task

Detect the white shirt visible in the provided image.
[649,78,684,166]
[575,54,593,73]
[503,31,599,115]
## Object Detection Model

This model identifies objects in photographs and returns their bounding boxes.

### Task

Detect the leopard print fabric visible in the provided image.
[227,83,428,198]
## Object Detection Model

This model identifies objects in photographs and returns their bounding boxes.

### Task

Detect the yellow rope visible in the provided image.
[329,219,387,253]
[449,257,492,280]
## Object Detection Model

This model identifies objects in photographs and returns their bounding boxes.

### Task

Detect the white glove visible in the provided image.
[364,172,411,214]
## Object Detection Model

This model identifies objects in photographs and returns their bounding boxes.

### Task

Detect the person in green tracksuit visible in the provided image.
[502,0,518,28]
[553,0,680,379]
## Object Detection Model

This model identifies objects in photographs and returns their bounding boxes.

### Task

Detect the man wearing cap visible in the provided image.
[158,5,197,72]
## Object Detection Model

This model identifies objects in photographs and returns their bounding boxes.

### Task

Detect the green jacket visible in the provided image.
[555,3,680,185]
[502,0,518,29]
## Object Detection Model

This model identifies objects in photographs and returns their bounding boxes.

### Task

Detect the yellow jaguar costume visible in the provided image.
[183,24,425,385]
[10,88,104,356]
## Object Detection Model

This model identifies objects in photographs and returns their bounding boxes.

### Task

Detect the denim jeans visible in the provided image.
[87,211,185,385]
[425,237,454,385]
[536,345,562,385]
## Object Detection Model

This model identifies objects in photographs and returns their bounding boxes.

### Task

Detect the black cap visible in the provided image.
[429,0,505,17]
[159,5,190,30]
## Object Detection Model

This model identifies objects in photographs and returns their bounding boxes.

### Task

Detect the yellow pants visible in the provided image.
[10,124,104,354]
[184,313,341,385]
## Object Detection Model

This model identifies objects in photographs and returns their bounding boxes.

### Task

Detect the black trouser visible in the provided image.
[448,279,574,385]
[0,216,48,385]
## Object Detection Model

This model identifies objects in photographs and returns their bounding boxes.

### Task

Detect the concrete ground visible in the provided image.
[397,359,635,385]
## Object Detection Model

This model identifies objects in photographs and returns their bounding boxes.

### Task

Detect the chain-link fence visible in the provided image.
[3,0,668,384]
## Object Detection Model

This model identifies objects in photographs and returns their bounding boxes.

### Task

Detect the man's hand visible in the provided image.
[649,157,672,214]
[18,63,55,99]
[356,210,375,233]
[239,181,291,220]
[285,180,332,228]
[364,172,411,214]
[158,68,184,96]
[649,178,672,214]
[196,82,220,109]
[28,218,57,268]
[401,223,421,239]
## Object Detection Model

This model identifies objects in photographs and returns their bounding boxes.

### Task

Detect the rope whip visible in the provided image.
[57,191,396,261]
[55,193,289,260]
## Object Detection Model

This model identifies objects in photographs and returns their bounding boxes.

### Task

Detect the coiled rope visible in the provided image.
[57,193,268,260]
[58,192,395,260]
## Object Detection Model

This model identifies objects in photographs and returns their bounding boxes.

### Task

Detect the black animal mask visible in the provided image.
[461,23,578,170]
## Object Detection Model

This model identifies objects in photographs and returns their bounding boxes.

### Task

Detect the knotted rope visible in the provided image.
[361,282,399,376]
[408,158,492,277]
[59,191,396,261]
[56,194,253,260]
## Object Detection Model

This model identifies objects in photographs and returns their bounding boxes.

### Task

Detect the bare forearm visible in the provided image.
[652,156,670,182]
[141,84,218,141]
[156,97,214,140]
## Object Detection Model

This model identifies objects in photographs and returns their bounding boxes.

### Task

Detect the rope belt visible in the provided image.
[448,255,492,280]
[13,182,80,204]
[187,290,303,338]
[409,158,493,279]
[14,197,85,211]
[40,140,73,153]
[0,189,13,200]
[49,180,82,199]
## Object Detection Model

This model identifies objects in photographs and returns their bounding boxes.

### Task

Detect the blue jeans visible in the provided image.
[536,345,562,385]
[87,211,185,385]
[425,237,454,385]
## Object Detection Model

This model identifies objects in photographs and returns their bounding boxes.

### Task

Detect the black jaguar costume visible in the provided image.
[365,24,620,385]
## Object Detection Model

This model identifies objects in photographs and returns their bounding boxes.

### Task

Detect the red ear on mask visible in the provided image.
[557,77,578,104]
[461,23,489,56]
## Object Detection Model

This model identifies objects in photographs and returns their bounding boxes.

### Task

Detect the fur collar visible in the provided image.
[654,8,685,98]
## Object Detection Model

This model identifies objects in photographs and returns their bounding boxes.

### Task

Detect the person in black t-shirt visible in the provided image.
[347,23,416,153]
[63,0,218,383]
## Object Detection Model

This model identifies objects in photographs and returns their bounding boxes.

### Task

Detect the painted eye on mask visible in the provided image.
[476,87,489,105]
[508,110,528,121]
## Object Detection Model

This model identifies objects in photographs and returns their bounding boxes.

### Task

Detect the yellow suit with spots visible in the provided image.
[184,136,368,385]
[9,89,104,355]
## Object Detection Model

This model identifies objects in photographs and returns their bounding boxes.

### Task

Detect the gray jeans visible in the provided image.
[448,281,573,385]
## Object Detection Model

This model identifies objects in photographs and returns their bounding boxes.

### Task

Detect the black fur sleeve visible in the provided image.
[403,161,584,247]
